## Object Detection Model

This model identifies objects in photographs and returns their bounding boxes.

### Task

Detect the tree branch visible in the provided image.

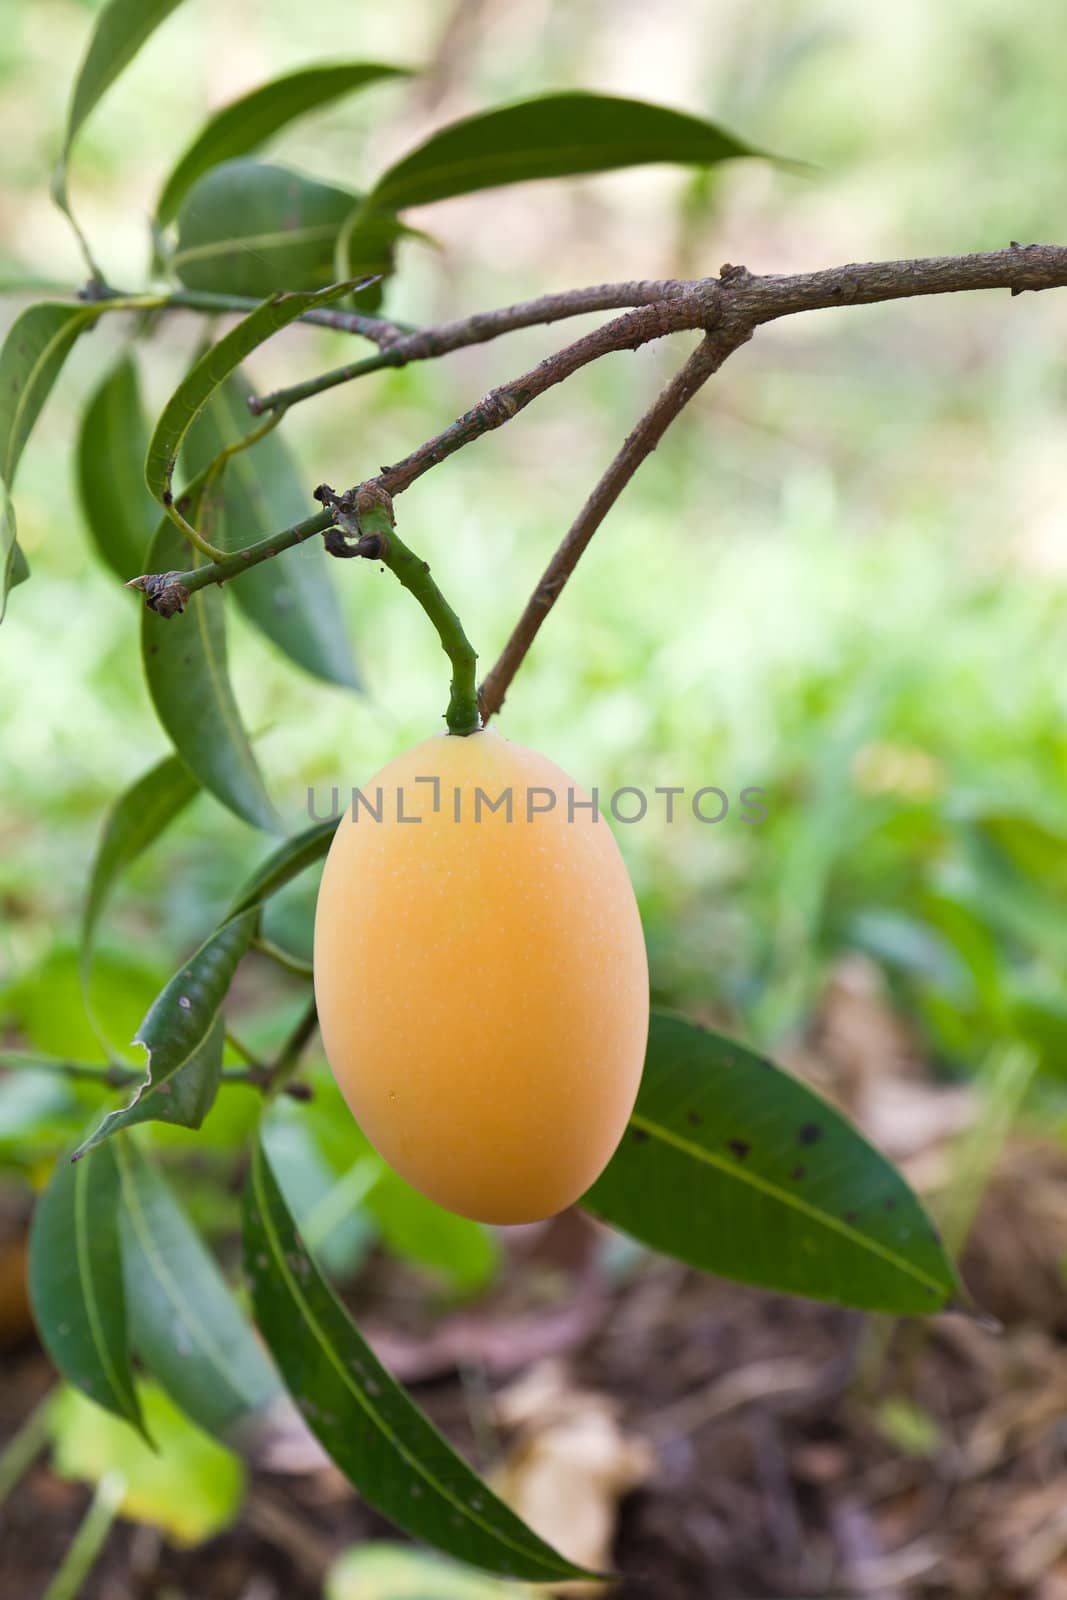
[368,288,723,498]
[262,997,319,1100]
[80,284,409,346]
[478,319,752,719]
[717,241,1067,319]
[128,241,1067,714]
[0,1053,311,1099]
[249,277,699,412]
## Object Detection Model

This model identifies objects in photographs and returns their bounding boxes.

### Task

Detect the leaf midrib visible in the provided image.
[376,133,744,206]
[188,577,272,819]
[172,223,341,268]
[629,1111,946,1298]
[116,1139,264,1414]
[252,1151,571,1577]
[74,1154,133,1417]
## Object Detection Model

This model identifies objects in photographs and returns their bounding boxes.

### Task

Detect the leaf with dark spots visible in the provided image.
[584,1012,962,1315]
[113,1011,226,1136]
[798,1123,823,1146]
[74,911,256,1157]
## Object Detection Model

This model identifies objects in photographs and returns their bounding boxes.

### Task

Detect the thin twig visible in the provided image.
[79,285,409,346]
[370,290,722,498]
[41,1472,125,1600]
[264,997,319,1099]
[0,1053,309,1099]
[251,934,315,980]
[250,277,698,412]
[479,320,751,718]
[128,509,335,616]
[0,1390,54,1507]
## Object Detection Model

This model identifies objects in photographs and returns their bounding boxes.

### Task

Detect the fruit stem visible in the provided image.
[335,488,481,736]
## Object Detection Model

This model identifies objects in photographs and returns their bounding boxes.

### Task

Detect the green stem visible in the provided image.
[224,1027,261,1066]
[204,406,287,491]
[0,1053,296,1095]
[68,286,405,344]
[250,350,391,412]
[360,499,481,736]
[0,1390,54,1507]
[168,510,334,597]
[163,406,287,565]
[42,1471,125,1600]
[164,497,227,562]
[263,998,319,1102]
[161,495,480,735]
[159,288,410,342]
[252,935,315,979]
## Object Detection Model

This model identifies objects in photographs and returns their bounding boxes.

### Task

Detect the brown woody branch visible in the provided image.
[135,242,1067,714]
[478,318,752,719]
[371,285,722,498]
[250,278,698,411]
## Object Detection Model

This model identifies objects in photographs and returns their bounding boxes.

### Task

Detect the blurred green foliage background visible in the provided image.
[2,0,1067,1177]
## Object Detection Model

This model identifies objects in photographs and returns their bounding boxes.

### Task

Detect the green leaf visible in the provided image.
[262,1106,378,1281]
[1007,986,1067,1079]
[229,819,337,918]
[81,754,200,1017]
[245,1140,587,1583]
[28,1142,145,1434]
[584,1012,960,1315]
[4,946,165,1067]
[1,478,20,623]
[156,62,410,228]
[145,276,368,504]
[55,0,188,216]
[114,1010,226,1137]
[77,354,158,582]
[172,162,398,304]
[327,1543,521,1600]
[50,1382,244,1547]
[74,911,257,1157]
[142,501,280,832]
[366,1171,498,1295]
[184,375,360,687]
[0,302,92,484]
[115,1138,281,1438]
[367,90,765,211]
[9,539,30,589]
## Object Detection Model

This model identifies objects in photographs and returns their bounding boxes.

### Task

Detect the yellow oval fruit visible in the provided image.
[313,729,649,1224]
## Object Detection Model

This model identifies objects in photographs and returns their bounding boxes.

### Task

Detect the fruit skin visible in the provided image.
[313,729,649,1224]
